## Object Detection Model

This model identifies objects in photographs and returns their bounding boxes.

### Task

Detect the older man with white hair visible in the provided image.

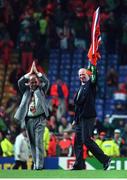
[71,64,111,170]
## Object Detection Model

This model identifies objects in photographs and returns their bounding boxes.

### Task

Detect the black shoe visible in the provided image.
[103,158,111,170]
[71,166,85,170]
[71,168,83,170]
[34,167,44,170]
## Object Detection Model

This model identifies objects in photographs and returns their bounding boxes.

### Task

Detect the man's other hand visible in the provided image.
[72,121,76,127]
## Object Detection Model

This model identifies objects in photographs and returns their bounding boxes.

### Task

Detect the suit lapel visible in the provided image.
[76,85,84,100]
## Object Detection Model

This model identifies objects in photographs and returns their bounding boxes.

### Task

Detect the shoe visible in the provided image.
[103,158,111,170]
[71,166,85,170]
[35,168,44,170]
[34,167,44,170]
[71,168,83,170]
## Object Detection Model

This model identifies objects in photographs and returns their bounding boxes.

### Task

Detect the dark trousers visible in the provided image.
[13,160,27,169]
[73,118,109,168]
[73,128,86,169]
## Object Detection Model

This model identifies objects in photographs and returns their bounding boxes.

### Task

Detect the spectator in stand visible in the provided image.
[53,2,66,28]
[48,104,58,117]
[70,131,75,153]
[18,27,35,71]
[101,135,120,157]
[8,122,20,144]
[121,123,127,156]
[94,117,106,134]
[44,2,54,18]
[50,79,69,121]
[72,2,88,49]
[0,108,7,132]
[0,131,4,156]
[94,131,106,147]
[5,96,20,123]
[83,0,97,18]
[113,83,127,115]
[113,129,125,154]
[103,114,115,136]
[106,67,118,87]
[20,16,31,31]
[0,23,6,40]
[47,133,60,157]
[113,83,127,103]
[1,131,14,157]
[47,115,58,133]
[46,14,59,49]
[58,116,72,134]
[123,122,127,144]
[103,12,119,53]
[2,0,14,24]
[50,79,69,103]
[37,14,48,56]
[56,19,75,50]
[106,66,118,98]
[43,125,50,157]
[118,82,127,94]
[58,131,72,157]
[66,99,75,123]
[72,0,96,48]
[120,22,127,65]
[104,0,120,12]
[113,119,125,138]
[0,107,13,132]
[9,66,25,93]
[114,103,127,115]
[33,9,42,23]
[0,33,14,69]
[13,129,30,169]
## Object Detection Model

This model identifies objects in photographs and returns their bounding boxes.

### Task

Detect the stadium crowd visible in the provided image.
[0,0,127,169]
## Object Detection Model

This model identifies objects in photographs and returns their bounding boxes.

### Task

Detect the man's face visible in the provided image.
[78,69,89,83]
[114,133,120,139]
[29,75,39,91]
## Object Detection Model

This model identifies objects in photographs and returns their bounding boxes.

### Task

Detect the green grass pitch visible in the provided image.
[0,170,127,178]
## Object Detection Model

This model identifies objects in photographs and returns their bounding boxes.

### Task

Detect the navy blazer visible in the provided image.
[74,79,96,122]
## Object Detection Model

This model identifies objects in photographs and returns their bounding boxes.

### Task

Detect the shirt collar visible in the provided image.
[81,82,86,85]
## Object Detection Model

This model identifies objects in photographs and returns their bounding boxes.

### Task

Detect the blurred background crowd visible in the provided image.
[0,0,127,168]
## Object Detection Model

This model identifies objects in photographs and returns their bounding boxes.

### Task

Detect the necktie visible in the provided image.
[77,85,83,100]
[30,92,36,113]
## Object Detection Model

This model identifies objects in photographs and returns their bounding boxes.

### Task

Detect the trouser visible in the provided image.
[73,130,86,169]
[25,115,46,169]
[13,160,27,169]
[74,118,109,167]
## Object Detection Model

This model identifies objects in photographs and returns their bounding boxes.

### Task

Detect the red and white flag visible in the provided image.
[87,7,101,66]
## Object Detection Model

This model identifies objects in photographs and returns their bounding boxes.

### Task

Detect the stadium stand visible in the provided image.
[0,0,127,162]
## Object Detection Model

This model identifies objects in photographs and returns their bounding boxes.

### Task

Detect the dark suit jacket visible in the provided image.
[74,79,96,122]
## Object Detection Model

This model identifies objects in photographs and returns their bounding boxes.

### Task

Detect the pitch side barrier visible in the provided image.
[109,114,127,123]
[0,157,127,170]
